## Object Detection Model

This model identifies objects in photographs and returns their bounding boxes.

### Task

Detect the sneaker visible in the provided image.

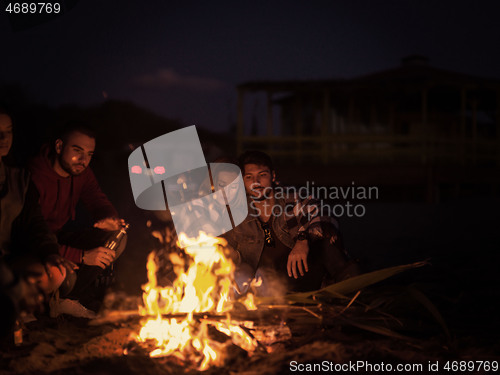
[52,299,97,319]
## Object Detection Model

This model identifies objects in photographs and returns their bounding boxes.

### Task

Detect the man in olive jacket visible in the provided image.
[223,151,360,295]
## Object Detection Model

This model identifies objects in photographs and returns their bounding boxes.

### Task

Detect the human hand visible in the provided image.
[94,217,125,231]
[25,262,66,295]
[222,243,241,265]
[83,247,115,269]
[18,277,45,313]
[287,240,309,279]
[44,254,78,277]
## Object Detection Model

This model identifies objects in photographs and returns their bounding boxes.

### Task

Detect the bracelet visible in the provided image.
[297,231,308,241]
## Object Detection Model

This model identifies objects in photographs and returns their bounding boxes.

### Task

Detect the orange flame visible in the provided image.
[134,232,258,370]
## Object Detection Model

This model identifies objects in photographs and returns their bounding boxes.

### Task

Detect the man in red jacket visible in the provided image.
[29,125,126,312]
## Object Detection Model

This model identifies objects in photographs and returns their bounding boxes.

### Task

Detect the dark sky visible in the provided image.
[2,0,500,133]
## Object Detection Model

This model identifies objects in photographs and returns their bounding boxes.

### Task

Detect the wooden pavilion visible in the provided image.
[236,56,500,168]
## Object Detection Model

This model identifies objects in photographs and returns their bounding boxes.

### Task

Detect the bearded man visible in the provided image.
[29,124,126,313]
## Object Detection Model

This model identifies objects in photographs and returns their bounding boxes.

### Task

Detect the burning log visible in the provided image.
[101,230,426,371]
[91,304,328,327]
[126,232,267,370]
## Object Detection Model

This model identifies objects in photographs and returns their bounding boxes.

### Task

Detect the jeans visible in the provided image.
[234,239,360,296]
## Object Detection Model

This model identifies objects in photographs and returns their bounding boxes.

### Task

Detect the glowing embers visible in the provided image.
[133,232,258,371]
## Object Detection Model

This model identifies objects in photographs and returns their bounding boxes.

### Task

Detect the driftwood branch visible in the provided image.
[89,305,326,326]
[90,310,239,326]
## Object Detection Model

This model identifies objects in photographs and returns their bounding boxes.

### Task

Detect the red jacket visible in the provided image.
[29,146,118,263]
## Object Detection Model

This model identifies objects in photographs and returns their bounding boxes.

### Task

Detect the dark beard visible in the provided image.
[250,188,272,201]
[250,194,266,201]
[58,155,84,176]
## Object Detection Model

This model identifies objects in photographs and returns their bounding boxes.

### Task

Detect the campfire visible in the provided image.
[2,224,435,374]
[131,232,260,370]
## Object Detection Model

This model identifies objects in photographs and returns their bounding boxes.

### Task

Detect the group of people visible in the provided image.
[183,151,361,296]
[0,107,126,339]
[1,105,361,340]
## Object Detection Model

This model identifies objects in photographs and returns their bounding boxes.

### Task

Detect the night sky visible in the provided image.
[2,0,500,133]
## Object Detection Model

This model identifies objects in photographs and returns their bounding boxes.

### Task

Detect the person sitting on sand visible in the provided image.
[223,151,361,296]
[0,107,75,324]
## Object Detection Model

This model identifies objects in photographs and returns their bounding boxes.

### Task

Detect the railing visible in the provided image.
[238,134,500,165]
